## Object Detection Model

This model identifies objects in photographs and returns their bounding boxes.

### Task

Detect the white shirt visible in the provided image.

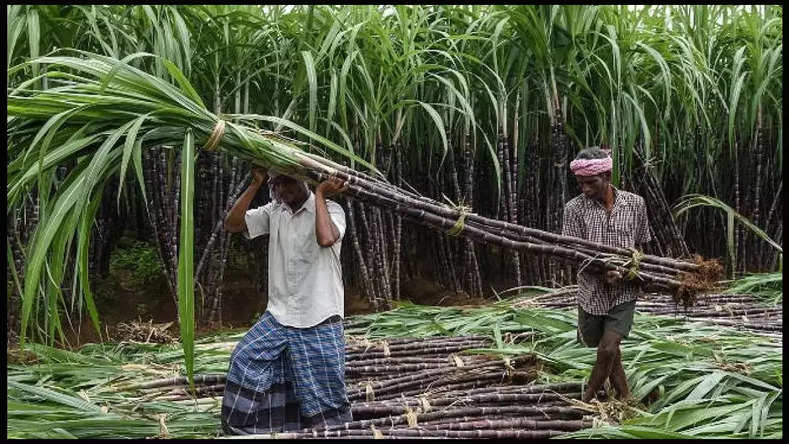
[244,191,346,328]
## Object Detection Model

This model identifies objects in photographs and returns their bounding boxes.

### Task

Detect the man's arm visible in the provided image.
[224,168,266,233]
[314,176,347,247]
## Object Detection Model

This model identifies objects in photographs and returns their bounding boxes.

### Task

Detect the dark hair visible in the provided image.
[574,146,609,161]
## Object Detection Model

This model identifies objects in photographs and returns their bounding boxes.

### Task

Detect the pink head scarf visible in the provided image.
[569,151,612,176]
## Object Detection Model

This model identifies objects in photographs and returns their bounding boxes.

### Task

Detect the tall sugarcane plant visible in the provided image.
[7,52,372,383]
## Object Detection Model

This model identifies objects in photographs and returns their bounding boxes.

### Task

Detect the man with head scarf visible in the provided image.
[562,146,652,403]
[221,167,350,434]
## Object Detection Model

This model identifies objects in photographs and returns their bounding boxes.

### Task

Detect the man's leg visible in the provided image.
[608,347,630,400]
[222,312,289,435]
[288,317,352,430]
[582,328,623,402]
[604,300,635,401]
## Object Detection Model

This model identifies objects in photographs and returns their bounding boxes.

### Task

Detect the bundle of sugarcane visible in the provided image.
[112,335,502,402]
[266,387,594,439]
[7,53,721,321]
[219,381,594,439]
[298,154,724,305]
[118,371,594,439]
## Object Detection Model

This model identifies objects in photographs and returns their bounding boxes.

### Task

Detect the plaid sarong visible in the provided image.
[221,311,352,435]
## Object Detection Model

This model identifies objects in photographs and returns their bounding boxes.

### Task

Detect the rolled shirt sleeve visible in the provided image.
[244,202,274,239]
[635,197,652,245]
[326,200,346,241]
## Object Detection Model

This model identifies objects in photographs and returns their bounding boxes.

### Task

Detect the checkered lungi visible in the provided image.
[221,311,352,435]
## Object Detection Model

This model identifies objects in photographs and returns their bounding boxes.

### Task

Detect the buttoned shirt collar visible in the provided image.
[581,185,629,212]
[283,190,315,215]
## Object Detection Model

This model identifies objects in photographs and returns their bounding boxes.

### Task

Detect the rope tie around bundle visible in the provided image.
[446,204,473,236]
[418,395,432,413]
[381,341,390,358]
[624,248,646,281]
[503,356,515,381]
[365,382,376,402]
[202,120,226,152]
[404,405,419,427]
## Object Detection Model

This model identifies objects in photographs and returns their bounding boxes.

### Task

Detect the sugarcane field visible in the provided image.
[7,4,784,440]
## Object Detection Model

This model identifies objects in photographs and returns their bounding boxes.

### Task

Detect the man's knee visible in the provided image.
[596,343,617,361]
[596,336,621,360]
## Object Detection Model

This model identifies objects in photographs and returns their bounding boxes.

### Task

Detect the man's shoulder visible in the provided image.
[261,201,281,212]
[617,190,646,207]
[565,194,587,211]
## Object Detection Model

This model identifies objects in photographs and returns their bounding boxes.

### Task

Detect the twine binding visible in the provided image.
[418,395,431,413]
[404,405,418,427]
[203,120,226,152]
[382,341,391,357]
[365,382,375,401]
[447,204,473,236]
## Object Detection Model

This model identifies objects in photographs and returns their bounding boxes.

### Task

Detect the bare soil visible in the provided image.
[54,264,486,349]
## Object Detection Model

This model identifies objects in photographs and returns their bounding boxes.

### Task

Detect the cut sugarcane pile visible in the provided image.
[9,304,782,439]
[512,288,782,336]
[112,335,594,439]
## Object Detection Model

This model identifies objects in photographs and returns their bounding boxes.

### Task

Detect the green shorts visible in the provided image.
[577,300,636,348]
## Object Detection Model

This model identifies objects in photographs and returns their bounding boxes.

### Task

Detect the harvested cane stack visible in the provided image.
[513,288,781,336]
[113,336,595,438]
[292,153,723,306]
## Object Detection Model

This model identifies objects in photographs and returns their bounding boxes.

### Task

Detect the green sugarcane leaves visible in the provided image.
[177,129,196,390]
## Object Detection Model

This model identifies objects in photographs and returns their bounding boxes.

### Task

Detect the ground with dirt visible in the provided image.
[49,261,485,349]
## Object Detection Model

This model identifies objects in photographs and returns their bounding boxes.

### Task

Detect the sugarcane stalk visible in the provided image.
[115,373,226,391]
[339,184,687,291]
[297,153,703,274]
[344,200,376,310]
[312,404,586,433]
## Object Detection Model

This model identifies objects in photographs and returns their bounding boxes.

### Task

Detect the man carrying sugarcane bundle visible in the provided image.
[221,167,351,434]
[562,146,652,403]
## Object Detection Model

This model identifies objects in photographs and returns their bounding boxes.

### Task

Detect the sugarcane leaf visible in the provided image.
[416,101,448,165]
[493,322,503,349]
[132,135,148,211]
[117,113,150,210]
[177,128,196,389]
[685,370,726,401]
[616,425,695,439]
[724,372,780,392]
[76,184,106,340]
[8,380,103,413]
[99,52,155,94]
[162,58,205,110]
[20,175,86,345]
[301,50,318,133]
[633,374,670,402]
[234,113,377,174]
[665,400,754,432]
[8,135,100,207]
[26,7,40,74]
[326,70,338,136]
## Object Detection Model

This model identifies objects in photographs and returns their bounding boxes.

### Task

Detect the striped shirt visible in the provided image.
[562,187,652,315]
